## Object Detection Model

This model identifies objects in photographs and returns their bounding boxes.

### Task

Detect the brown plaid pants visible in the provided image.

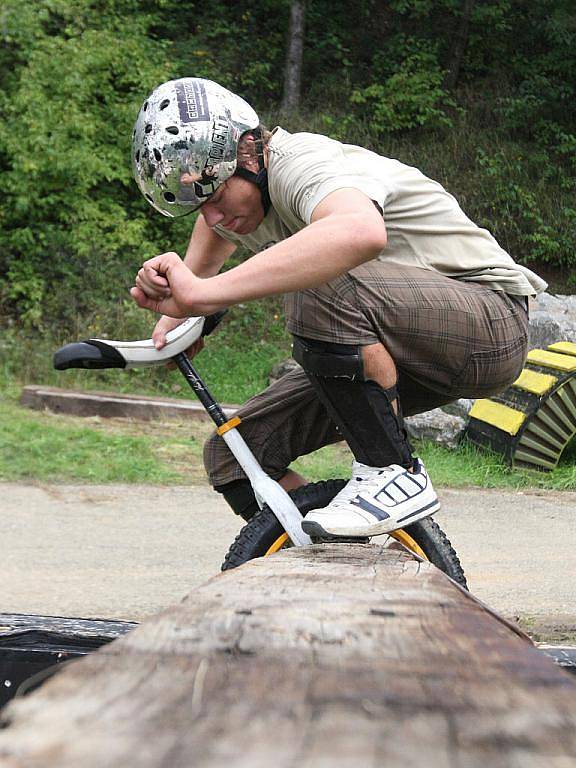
[204,262,529,486]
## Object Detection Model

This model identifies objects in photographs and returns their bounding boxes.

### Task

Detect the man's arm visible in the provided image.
[207,188,387,302]
[143,214,237,348]
[132,188,387,317]
[183,213,238,276]
[140,214,236,298]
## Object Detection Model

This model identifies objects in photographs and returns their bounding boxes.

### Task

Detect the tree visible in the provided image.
[443,0,476,90]
[281,0,306,113]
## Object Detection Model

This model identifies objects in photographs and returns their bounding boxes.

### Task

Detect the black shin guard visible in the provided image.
[214,479,259,522]
[292,336,414,469]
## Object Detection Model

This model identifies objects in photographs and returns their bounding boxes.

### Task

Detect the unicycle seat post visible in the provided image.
[172,352,228,429]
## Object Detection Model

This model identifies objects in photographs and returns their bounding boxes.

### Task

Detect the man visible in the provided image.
[130,77,546,539]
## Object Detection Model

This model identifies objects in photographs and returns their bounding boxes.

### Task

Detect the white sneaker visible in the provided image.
[302,459,439,539]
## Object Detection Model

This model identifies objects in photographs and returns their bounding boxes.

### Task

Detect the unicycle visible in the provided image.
[53,314,467,588]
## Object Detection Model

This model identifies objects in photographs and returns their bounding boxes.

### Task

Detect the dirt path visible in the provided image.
[2,483,575,641]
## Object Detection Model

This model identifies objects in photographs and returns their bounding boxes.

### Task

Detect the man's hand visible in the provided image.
[130,251,222,318]
[152,315,183,350]
[152,315,205,359]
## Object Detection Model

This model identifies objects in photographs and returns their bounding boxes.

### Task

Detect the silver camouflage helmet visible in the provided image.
[132,78,259,217]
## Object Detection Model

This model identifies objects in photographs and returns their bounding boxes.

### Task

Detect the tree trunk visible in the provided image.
[2,544,576,767]
[444,0,476,90]
[281,0,306,114]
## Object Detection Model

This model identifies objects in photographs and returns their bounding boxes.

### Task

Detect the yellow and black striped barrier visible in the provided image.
[465,342,576,471]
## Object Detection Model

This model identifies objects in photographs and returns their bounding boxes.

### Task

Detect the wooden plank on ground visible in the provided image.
[1,545,575,767]
[20,385,236,421]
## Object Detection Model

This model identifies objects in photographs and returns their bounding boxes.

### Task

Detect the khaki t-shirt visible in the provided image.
[216,128,546,296]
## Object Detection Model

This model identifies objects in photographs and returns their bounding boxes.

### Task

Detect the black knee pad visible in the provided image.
[214,479,259,522]
[292,336,414,469]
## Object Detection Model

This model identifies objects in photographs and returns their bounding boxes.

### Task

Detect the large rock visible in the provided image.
[405,409,466,449]
[528,292,576,349]
[441,398,474,418]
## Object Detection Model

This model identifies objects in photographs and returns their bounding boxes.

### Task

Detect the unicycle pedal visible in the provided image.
[302,519,370,544]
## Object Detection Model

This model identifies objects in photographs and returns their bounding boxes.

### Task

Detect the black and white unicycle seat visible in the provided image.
[54,315,216,370]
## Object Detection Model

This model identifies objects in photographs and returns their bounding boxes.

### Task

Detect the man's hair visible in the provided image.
[237,125,271,172]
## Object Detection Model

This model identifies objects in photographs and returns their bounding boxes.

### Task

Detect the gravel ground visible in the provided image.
[1,482,575,639]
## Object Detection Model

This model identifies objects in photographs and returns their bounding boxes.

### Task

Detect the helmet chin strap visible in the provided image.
[234,126,271,215]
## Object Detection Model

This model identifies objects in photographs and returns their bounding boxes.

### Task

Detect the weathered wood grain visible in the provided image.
[0,544,575,767]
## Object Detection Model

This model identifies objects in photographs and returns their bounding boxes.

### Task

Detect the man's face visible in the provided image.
[200,176,264,234]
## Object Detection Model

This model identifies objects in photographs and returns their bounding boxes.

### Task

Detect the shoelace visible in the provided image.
[330,466,395,508]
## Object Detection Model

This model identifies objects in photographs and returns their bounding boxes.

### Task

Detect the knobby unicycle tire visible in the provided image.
[222,479,468,588]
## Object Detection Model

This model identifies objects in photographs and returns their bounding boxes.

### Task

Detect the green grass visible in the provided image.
[418,439,576,491]
[0,296,292,406]
[0,398,209,484]
[2,296,574,491]
[1,392,574,490]
[293,438,576,491]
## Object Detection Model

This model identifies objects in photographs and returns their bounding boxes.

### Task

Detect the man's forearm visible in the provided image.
[131,193,387,319]
[200,212,385,309]
[183,214,237,277]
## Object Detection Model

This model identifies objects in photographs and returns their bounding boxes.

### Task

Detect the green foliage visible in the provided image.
[0,296,292,406]
[350,51,456,134]
[1,0,575,333]
[0,0,176,328]
[474,149,576,268]
[6,262,46,328]
[148,0,289,101]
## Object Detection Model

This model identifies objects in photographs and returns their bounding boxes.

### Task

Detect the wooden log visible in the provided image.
[1,545,575,767]
[20,385,237,422]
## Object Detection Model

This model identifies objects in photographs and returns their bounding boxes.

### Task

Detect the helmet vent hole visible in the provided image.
[135,150,140,162]
[166,126,179,135]
[145,124,153,134]
[153,148,162,161]
[143,102,149,112]
[160,99,170,110]
[164,192,176,203]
